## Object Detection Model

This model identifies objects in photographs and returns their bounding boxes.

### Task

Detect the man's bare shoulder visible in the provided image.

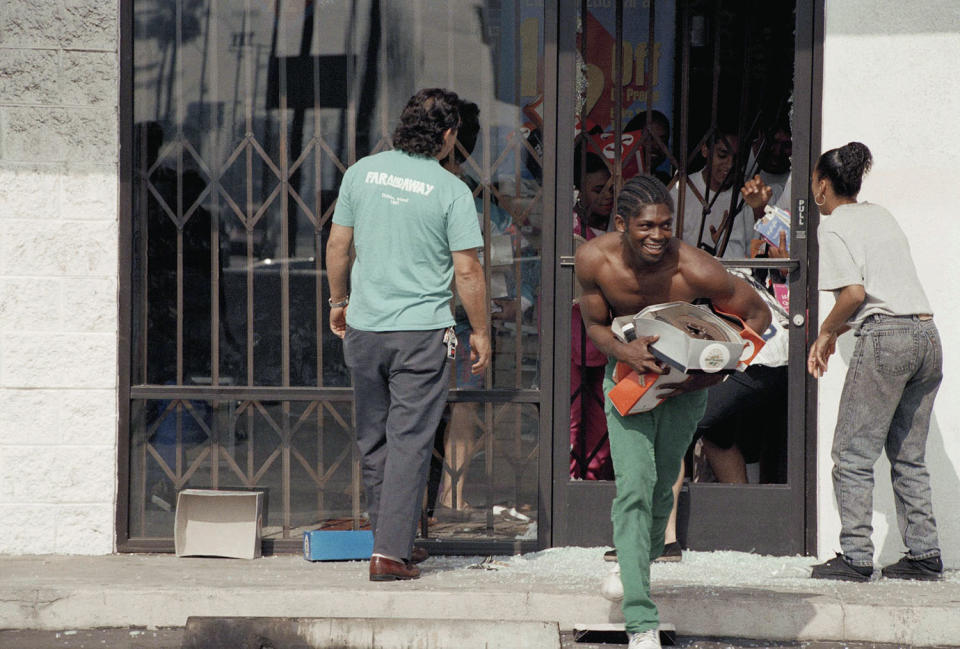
[575,232,620,274]
[675,239,732,295]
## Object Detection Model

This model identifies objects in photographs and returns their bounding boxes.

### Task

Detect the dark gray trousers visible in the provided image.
[343,326,450,560]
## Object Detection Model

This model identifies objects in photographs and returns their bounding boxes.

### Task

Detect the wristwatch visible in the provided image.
[328,296,349,308]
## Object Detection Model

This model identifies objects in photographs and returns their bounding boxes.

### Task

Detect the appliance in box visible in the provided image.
[607,302,764,415]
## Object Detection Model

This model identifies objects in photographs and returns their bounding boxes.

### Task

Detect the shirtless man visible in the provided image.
[575,174,770,649]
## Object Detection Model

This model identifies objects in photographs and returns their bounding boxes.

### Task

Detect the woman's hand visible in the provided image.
[807,331,837,378]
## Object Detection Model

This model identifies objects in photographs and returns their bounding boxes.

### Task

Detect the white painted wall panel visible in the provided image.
[819,0,960,568]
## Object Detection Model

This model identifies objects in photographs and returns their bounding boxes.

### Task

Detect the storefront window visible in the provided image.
[126,0,545,547]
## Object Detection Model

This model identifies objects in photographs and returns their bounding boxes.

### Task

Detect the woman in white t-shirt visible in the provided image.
[807,142,943,583]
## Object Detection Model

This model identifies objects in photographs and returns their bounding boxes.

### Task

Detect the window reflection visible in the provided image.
[129,0,545,544]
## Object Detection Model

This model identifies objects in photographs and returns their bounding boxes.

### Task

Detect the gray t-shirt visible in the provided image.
[817,201,932,325]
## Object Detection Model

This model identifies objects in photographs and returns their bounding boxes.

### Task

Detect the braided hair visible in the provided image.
[815,142,873,198]
[617,173,674,221]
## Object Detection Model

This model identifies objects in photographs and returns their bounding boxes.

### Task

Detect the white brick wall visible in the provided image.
[0,0,119,555]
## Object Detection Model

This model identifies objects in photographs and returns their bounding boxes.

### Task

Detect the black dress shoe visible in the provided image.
[369,555,421,581]
[410,546,429,564]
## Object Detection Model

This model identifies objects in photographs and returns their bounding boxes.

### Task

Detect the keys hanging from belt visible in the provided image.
[443,326,458,360]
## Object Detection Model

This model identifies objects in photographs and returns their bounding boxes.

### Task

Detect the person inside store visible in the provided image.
[807,142,943,582]
[571,148,615,481]
[432,99,538,515]
[693,268,789,484]
[325,88,491,581]
[689,172,791,485]
[670,126,753,259]
[622,109,672,185]
[575,174,770,648]
[745,113,792,219]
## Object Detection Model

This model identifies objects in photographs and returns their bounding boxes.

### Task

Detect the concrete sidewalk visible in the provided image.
[1,548,958,647]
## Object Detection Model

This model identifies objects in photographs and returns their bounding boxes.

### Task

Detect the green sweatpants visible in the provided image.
[604,361,707,633]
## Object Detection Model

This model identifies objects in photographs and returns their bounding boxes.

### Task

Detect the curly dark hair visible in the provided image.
[392,88,462,157]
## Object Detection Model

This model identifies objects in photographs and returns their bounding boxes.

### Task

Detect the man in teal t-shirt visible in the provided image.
[326,88,490,581]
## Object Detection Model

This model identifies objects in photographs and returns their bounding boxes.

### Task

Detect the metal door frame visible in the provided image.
[549,0,824,555]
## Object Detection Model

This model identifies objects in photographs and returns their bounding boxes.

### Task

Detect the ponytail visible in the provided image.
[815,142,873,198]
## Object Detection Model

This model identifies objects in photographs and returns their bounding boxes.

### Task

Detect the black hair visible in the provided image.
[765,109,791,137]
[815,141,873,198]
[453,100,480,164]
[617,174,673,220]
[392,88,461,157]
[573,146,610,190]
[623,109,670,134]
[707,123,740,147]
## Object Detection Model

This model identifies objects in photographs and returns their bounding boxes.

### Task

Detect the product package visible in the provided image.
[754,204,791,252]
[607,302,764,415]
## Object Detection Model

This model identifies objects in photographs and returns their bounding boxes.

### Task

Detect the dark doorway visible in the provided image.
[552,0,819,555]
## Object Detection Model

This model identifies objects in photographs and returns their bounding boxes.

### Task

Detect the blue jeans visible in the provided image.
[832,315,942,567]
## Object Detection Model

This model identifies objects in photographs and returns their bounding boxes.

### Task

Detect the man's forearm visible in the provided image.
[455,270,489,334]
[585,323,624,360]
[324,224,353,300]
[743,308,772,338]
[326,252,350,300]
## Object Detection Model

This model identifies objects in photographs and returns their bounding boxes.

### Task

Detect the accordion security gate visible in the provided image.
[118,0,820,555]
[119,0,554,553]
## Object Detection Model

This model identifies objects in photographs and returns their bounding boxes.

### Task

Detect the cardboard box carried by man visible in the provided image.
[607,302,765,415]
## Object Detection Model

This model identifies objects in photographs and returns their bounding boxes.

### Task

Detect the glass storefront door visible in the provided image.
[552,0,814,555]
[120,0,553,553]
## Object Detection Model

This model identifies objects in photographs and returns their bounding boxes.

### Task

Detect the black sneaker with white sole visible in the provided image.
[604,542,683,563]
[653,541,682,563]
[881,555,943,581]
[810,553,872,582]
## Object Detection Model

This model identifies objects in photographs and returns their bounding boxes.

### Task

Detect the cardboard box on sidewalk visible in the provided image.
[174,489,263,559]
[303,530,374,561]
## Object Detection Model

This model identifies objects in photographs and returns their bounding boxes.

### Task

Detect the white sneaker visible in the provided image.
[628,629,661,649]
[599,564,623,601]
